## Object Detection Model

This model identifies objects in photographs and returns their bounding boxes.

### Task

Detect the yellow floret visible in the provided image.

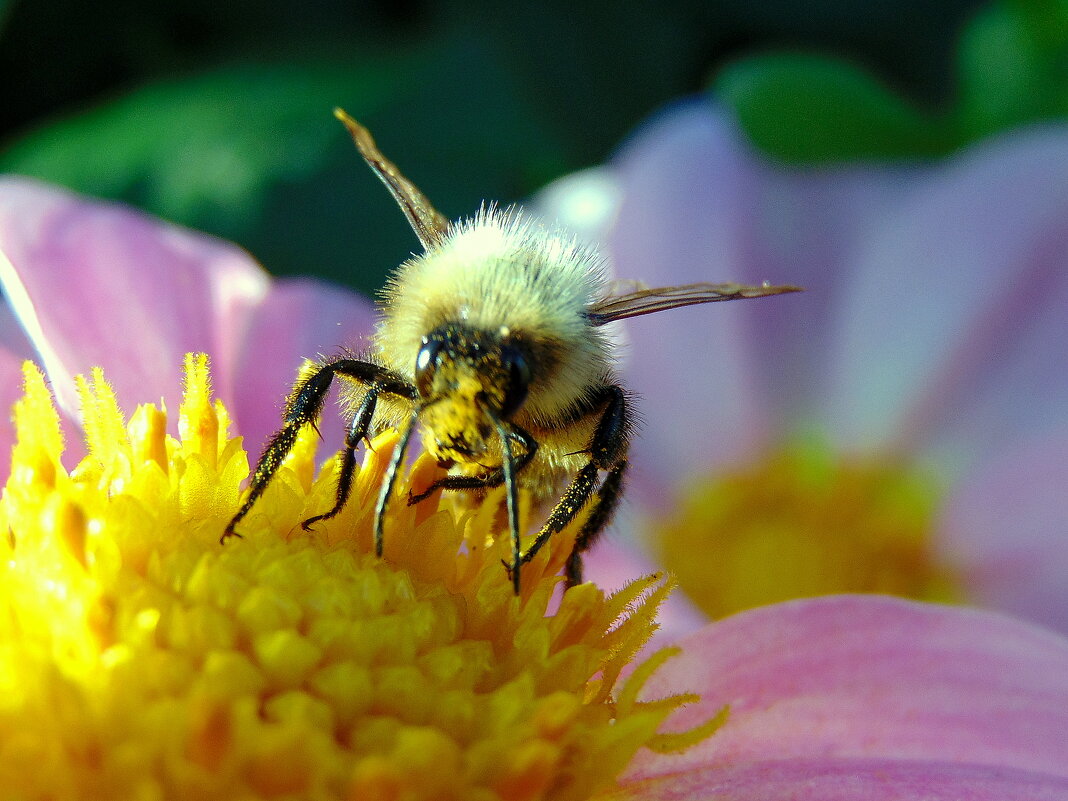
[0,354,711,800]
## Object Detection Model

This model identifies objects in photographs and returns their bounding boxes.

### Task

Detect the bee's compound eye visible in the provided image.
[415,339,443,397]
[498,345,531,418]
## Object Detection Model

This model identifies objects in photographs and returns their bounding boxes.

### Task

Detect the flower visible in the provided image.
[2,354,1068,799]
[0,175,376,481]
[540,99,1068,633]
[1,177,1067,798]
[0,354,722,797]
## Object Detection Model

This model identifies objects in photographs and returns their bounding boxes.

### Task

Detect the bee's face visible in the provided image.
[414,324,531,463]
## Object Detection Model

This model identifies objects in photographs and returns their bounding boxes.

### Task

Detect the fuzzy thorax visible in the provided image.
[375,207,616,422]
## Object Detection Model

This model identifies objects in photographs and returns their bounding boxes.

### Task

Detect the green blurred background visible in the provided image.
[3,0,1065,296]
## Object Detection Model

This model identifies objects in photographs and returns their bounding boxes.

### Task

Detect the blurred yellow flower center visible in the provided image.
[653,439,961,619]
[0,355,719,800]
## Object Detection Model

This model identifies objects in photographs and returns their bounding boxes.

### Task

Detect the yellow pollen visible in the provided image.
[653,438,962,619]
[0,354,713,799]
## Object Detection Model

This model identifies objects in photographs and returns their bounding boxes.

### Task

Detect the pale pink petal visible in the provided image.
[626,596,1068,782]
[827,125,1068,462]
[0,349,26,481]
[606,101,912,498]
[939,428,1068,633]
[0,300,85,477]
[609,760,1068,800]
[0,295,36,362]
[228,277,377,456]
[0,176,269,429]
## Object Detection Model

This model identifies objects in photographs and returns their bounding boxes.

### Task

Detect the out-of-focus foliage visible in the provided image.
[717,0,1068,163]
[0,37,569,297]
[0,0,1023,291]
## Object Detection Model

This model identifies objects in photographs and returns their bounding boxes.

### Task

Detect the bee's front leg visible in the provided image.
[222,358,414,542]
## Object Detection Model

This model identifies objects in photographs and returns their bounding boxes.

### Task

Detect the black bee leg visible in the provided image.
[484,411,524,593]
[407,427,537,504]
[565,459,628,587]
[301,385,382,530]
[374,409,419,557]
[517,385,629,587]
[222,359,414,543]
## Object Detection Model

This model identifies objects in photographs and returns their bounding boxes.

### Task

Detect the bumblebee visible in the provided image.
[223,109,800,592]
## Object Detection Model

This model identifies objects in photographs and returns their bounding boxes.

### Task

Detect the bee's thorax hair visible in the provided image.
[375,206,615,421]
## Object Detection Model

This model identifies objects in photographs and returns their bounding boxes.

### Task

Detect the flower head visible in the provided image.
[0,354,712,799]
[541,99,1068,632]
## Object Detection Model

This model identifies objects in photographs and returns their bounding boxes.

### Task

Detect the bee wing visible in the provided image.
[334,108,451,251]
[586,281,802,325]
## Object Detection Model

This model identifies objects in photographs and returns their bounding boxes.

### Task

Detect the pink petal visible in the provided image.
[939,428,1068,633]
[228,277,377,457]
[0,347,27,483]
[626,596,1068,782]
[609,760,1068,800]
[605,101,913,497]
[0,176,269,428]
[0,300,85,478]
[827,125,1068,462]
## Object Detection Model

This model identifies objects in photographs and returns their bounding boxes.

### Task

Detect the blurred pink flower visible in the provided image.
[0,175,375,475]
[1,175,1067,798]
[541,100,1068,633]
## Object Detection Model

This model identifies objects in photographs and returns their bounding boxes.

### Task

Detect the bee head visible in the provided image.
[415,325,532,418]
[414,324,531,463]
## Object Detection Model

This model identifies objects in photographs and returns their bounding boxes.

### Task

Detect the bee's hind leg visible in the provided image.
[564,458,628,587]
[517,385,629,588]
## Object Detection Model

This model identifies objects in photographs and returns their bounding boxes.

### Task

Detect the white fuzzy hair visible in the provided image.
[374,205,615,421]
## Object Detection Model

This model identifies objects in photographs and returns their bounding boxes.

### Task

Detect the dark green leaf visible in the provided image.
[715,52,956,163]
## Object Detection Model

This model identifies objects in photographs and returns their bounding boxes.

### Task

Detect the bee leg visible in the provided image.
[374,409,419,558]
[517,385,629,586]
[301,385,382,530]
[483,412,525,593]
[222,359,414,543]
[406,427,537,504]
[564,459,627,587]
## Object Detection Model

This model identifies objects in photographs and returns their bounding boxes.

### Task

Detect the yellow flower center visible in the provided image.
[653,438,962,619]
[0,355,718,800]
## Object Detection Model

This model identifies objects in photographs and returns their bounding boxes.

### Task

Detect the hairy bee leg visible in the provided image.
[517,385,628,574]
[406,427,537,505]
[301,385,382,530]
[222,359,415,543]
[222,423,303,542]
[374,409,419,558]
[564,459,628,587]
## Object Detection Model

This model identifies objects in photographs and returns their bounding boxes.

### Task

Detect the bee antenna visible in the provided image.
[334,107,451,252]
